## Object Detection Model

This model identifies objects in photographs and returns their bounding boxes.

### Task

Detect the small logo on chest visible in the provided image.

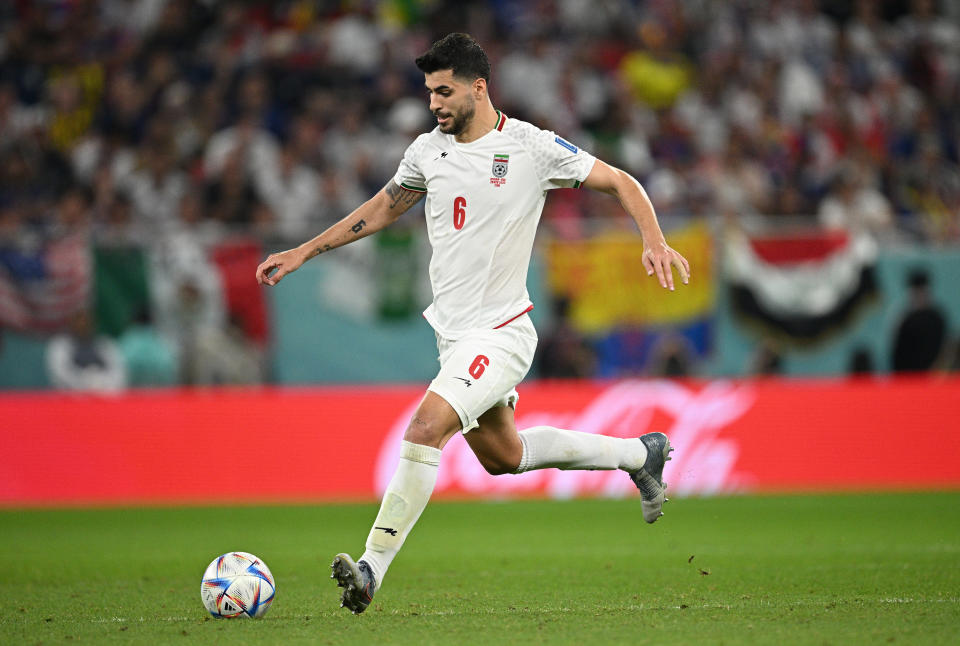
[490,153,509,187]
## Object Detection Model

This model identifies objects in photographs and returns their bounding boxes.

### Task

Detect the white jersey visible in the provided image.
[392,111,596,339]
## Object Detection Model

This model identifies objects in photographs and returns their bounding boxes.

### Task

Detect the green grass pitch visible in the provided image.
[2,493,958,645]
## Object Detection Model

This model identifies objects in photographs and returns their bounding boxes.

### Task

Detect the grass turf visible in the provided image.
[1,493,958,645]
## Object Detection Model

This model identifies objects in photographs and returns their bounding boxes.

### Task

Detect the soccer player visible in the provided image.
[255,33,690,614]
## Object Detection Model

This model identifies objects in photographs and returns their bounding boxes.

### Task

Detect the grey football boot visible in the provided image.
[629,432,674,523]
[331,553,377,614]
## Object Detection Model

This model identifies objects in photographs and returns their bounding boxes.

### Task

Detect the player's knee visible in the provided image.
[478,453,519,476]
[403,413,452,448]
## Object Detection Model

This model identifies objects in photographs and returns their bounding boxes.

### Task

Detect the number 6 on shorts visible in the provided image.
[469,355,489,379]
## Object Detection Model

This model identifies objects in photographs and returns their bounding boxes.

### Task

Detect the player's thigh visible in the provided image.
[463,404,523,474]
[428,319,536,432]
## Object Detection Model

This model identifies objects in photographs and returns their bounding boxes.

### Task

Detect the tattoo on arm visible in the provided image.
[313,243,333,257]
[350,219,367,234]
[385,181,425,211]
[385,182,403,207]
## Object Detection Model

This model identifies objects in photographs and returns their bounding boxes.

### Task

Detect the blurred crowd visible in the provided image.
[0,0,958,389]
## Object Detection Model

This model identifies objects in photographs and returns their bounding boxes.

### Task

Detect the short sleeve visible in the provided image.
[392,134,428,193]
[526,127,597,191]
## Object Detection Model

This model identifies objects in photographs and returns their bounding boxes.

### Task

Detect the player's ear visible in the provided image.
[473,78,486,100]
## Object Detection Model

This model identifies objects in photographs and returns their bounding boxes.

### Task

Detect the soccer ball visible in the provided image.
[200,552,276,618]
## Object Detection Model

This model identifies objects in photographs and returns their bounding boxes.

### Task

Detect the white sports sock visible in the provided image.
[514,425,647,473]
[359,440,441,587]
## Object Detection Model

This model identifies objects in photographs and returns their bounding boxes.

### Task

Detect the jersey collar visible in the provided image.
[449,110,508,147]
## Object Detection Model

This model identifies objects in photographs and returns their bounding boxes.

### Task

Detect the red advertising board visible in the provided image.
[2,378,958,506]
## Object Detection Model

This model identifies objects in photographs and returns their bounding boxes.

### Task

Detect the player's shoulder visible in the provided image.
[405,128,448,158]
[499,116,546,143]
[499,116,581,155]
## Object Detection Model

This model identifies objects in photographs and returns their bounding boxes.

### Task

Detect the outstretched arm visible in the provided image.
[255,181,425,286]
[582,159,690,290]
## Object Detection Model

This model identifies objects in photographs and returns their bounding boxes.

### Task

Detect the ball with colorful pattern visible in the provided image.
[200,552,276,618]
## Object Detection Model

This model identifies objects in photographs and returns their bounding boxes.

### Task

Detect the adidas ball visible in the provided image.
[200,552,276,618]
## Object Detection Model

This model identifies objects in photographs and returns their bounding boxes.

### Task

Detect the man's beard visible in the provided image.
[438,100,475,135]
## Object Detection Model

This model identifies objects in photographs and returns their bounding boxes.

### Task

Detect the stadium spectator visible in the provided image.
[254,128,323,241]
[119,138,188,227]
[750,339,785,376]
[204,145,270,228]
[536,297,596,379]
[891,268,948,372]
[620,20,692,111]
[45,308,126,392]
[818,165,896,240]
[149,194,229,382]
[650,333,695,378]
[203,113,280,189]
[848,346,875,376]
[183,309,264,386]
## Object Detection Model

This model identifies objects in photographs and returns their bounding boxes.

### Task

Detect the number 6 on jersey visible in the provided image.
[453,196,466,230]
[469,354,489,379]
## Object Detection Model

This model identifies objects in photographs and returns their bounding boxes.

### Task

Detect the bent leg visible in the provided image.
[466,407,652,475]
[513,425,649,472]
[464,405,523,475]
[510,424,674,524]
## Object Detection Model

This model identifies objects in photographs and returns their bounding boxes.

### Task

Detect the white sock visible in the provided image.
[514,426,647,473]
[359,440,441,587]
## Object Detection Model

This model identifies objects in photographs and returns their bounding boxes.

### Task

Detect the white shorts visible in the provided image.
[427,314,538,433]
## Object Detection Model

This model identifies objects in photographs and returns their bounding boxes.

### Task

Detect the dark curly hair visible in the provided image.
[415,33,490,83]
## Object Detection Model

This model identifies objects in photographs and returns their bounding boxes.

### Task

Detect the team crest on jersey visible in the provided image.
[490,153,509,186]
